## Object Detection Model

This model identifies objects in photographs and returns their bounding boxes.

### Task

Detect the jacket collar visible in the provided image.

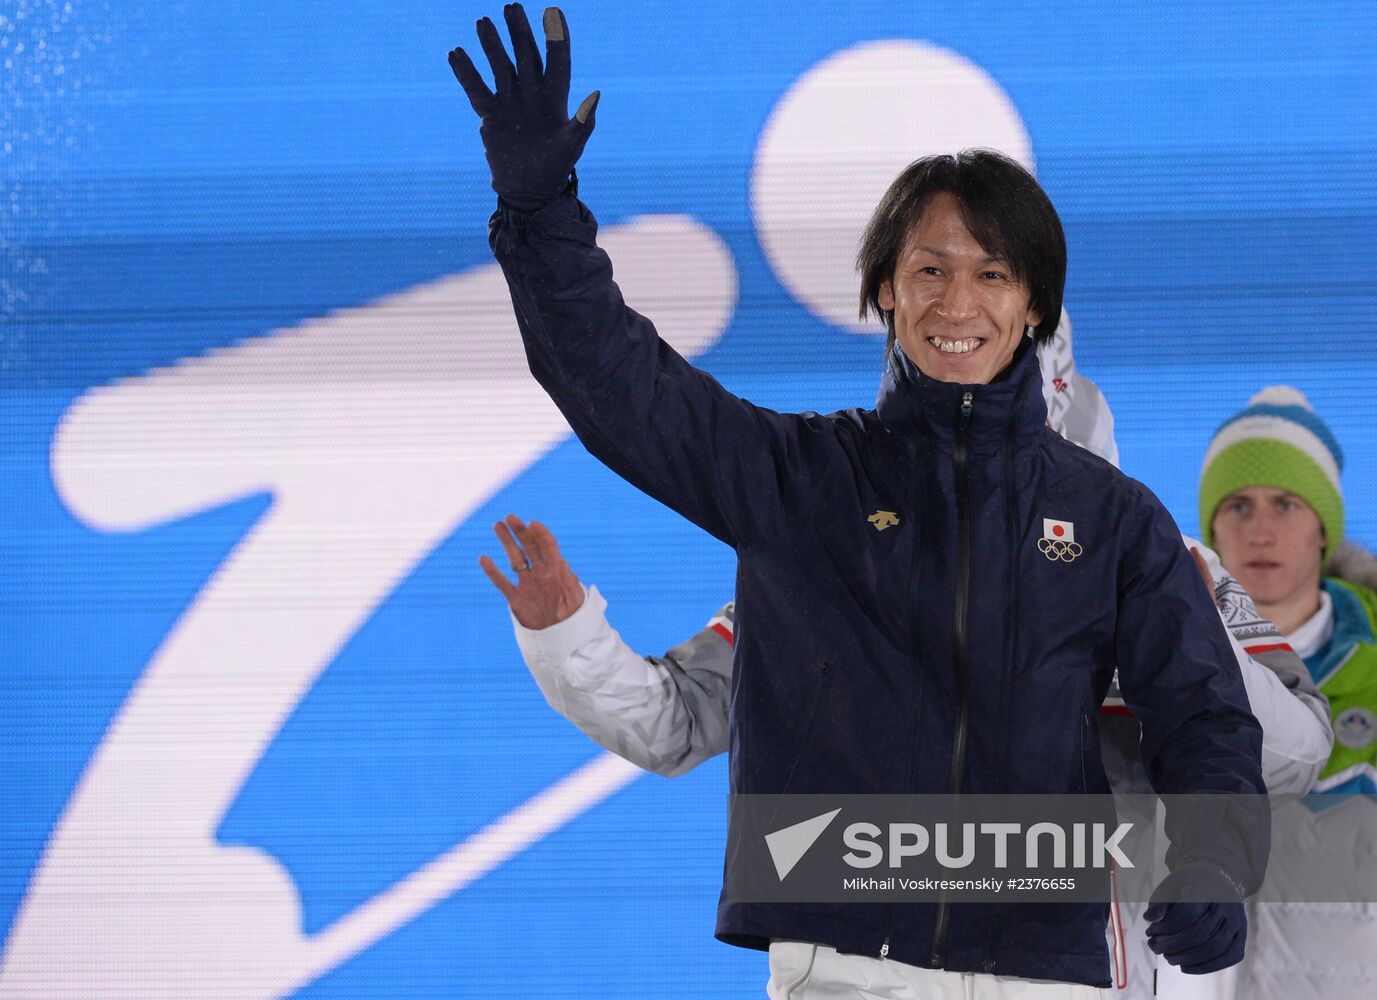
[874,336,1049,453]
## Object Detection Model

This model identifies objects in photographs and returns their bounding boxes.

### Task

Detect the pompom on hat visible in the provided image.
[1198,386,1345,559]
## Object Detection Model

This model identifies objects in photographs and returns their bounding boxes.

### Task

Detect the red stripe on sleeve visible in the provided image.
[1243,642,1295,655]
[709,622,734,646]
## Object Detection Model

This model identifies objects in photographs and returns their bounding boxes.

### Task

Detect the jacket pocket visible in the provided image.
[778,660,832,795]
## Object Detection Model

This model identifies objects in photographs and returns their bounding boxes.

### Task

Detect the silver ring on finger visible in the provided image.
[513,560,532,572]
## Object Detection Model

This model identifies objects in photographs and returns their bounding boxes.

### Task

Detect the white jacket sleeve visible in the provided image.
[1186,538,1334,796]
[511,584,734,777]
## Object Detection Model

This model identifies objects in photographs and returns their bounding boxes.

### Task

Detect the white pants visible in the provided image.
[767,942,1113,999]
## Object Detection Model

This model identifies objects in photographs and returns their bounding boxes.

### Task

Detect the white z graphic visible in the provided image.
[0,217,735,999]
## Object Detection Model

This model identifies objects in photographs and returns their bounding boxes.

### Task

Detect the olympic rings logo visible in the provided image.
[1038,537,1083,562]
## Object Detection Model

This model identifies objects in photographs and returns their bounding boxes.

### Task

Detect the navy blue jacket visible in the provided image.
[489,195,1267,987]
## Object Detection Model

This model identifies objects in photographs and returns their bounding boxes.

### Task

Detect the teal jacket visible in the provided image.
[1307,545,1377,794]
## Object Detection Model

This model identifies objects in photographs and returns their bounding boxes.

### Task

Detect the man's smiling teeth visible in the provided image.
[930,337,982,354]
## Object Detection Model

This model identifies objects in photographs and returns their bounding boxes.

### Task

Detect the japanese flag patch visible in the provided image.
[1043,518,1075,543]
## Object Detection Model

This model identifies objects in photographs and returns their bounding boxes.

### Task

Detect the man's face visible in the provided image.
[879,192,1042,385]
[1212,486,1325,608]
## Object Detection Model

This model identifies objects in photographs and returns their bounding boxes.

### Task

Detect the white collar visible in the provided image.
[1288,590,1334,660]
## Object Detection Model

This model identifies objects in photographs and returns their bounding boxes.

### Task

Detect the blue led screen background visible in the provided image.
[1,1,1374,995]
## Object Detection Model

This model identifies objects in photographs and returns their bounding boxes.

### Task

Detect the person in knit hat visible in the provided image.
[1200,387,1373,707]
[1200,385,1377,1000]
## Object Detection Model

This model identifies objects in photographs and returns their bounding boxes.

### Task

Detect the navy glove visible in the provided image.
[448,4,600,211]
[1144,862,1248,975]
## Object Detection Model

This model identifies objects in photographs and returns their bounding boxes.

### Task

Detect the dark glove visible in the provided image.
[448,4,600,211]
[1144,862,1248,975]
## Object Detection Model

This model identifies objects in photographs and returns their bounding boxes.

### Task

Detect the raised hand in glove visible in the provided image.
[1144,862,1248,975]
[448,3,600,211]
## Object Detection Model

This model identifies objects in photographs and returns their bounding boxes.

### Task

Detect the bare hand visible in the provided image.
[479,514,585,629]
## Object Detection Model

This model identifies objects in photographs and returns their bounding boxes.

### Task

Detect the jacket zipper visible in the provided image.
[930,390,974,968]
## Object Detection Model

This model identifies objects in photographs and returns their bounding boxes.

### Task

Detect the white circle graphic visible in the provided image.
[750,40,1034,334]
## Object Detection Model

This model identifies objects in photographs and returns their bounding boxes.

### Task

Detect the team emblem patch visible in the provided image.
[1335,707,1377,750]
[868,510,900,531]
[1038,517,1083,562]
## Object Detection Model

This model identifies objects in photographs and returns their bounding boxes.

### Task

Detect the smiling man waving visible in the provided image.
[448,7,1268,996]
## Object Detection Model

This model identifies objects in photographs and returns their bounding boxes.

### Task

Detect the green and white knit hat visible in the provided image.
[1199,386,1345,558]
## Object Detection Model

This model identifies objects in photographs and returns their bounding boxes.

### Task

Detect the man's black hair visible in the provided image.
[857,149,1066,357]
